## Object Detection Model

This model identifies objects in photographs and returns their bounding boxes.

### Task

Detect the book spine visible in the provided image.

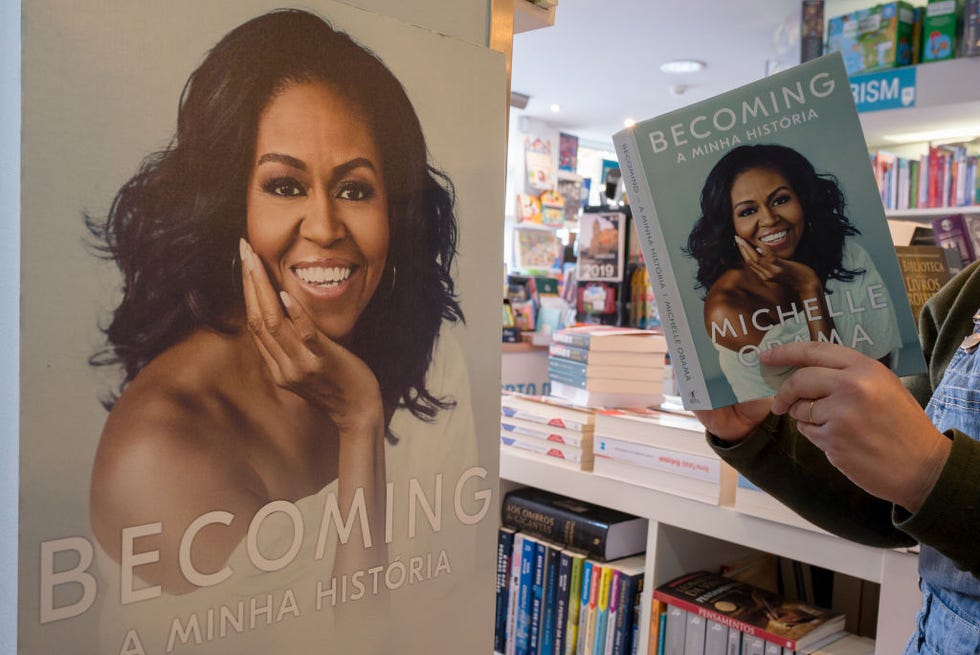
[647,598,665,655]
[553,550,574,655]
[501,494,611,560]
[548,363,589,390]
[726,626,742,655]
[540,544,562,655]
[565,555,586,655]
[601,568,621,655]
[583,563,604,655]
[575,561,594,655]
[663,603,687,653]
[550,342,591,364]
[529,540,548,655]
[552,331,593,349]
[516,537,538,655]
[593,435,722,483]
[496,527,517,653]
[549,356,589,379]
[612,572,643,655]
[652,592,795,650]
[507,533,527,655]
[613,129,711,408]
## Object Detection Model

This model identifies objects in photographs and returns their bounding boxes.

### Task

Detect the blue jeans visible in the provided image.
[902,581,980,654]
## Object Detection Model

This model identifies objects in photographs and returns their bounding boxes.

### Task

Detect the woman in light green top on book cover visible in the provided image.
[684,144,900,401]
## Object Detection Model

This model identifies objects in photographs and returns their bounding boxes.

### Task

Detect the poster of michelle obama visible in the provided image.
[18,1,506,653]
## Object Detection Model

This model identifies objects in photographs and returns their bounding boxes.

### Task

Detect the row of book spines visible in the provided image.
[496,528,645,655]
[648,598,797,655]
[549,343,667,368]
[871,146,980,211]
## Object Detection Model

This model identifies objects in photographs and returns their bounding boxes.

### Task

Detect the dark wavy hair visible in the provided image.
[88,9,462,421]
[684,144,862,298]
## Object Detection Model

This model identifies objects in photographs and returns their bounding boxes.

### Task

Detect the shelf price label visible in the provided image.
[850,67,917,113]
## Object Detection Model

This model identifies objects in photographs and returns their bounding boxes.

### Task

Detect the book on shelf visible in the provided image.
[500,430,594,470]
[551,549,575,655]
[552,325,668,353]
[577,560,596,655]
[515,534,540,655]
[653,570,846,651]
[549,342,667,368]
[550,379,664,410]
[608,555,645,655]
[502,390,597,432]
[528,538,550,655]
[664,602,689,653]
[591,451,736,506]
[894,244,956,322]
[506,532,528,655]
[548,363,665,395]
[593,430,731,485]
[591,563,615,655]
[612,52,925,409]
[502,414,593,449]
[930,213,977,266]
[684,611,707,655]
[502,487,647,562]
[497,526,519,653]
[594,407,717,458]
[564,550,588,655]
[734,474,827,534]
[648,598,667,655]
[548,355,666,383]
[539,540,564,655]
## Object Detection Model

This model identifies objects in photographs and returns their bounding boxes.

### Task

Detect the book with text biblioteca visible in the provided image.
[612,53,924,409]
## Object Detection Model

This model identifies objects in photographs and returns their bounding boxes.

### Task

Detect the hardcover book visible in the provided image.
[894,245,955,322]
[653,571,846,651]
[502,488,647,562]
[552,325,668,353]
[612,53,924,409]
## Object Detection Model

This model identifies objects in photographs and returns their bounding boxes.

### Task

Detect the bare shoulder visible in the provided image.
[703,271,766,350]
[90,334,265,593]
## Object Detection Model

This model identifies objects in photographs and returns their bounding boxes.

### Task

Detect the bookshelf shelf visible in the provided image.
[885,205,980,221]
[514,0,556,34]
[500,445,921,655]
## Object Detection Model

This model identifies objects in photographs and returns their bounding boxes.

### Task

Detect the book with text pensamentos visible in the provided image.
[612,53,924,409]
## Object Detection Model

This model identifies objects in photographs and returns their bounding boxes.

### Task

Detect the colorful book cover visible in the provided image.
[576,560,595,655]
[528,539,549,655]
[497,526,519,653]
[578,212,628,282]
[564,551,588,655]
[517,536,541,655]
[540,541,563,655]
[609,555,646,655]
[17,3,506,653]
[552,549,575,655]
[894,245,955,322]
[653,570,846,651]
[593,564,617,655]
[508,533,529,655]
[612,53,924,409]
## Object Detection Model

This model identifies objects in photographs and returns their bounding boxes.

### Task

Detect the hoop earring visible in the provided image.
[389,264,398,292]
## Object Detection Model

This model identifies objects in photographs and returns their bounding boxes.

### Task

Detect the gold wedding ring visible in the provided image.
[807,399,816,424]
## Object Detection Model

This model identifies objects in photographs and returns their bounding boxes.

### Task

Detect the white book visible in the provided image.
[704,620,729,655]
[746,636,767,655]
[594,407,717,458]
[501,392,596,432]
[593,434,726,484]
[593,455,736,506]
[727,627,742,655]
[505,532,526,655]
[764,641,782,655]
[501,414,594,448]
[501,439,594,472]
[551,379,663,410]
[664,605,688,654]
[683,612,706,655]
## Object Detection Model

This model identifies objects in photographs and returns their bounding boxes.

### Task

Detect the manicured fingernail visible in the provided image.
[239,239,251,270]
[280,291,293,309]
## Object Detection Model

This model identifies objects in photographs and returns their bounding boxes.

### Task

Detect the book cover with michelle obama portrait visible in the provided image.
[17,1,505,653]
[612,53,925,410]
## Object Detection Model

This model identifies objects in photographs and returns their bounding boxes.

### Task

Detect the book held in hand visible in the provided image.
[612,53,924,409]
[501,487,646,562]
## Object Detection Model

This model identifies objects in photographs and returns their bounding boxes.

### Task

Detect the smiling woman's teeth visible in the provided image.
[759,230,787,244]
[294,266,351,286]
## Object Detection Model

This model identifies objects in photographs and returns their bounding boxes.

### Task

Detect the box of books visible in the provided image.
[825,2,916,74]
[612,53,925,409]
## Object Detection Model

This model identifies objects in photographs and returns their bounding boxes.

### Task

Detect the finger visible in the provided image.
[759,341,857,371]
[735,236,758,264]
[240,240,304,362]
[771,365,840,415]
[279,291,327,357]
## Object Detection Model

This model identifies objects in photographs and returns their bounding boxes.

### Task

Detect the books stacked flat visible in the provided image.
[494,488,647,655]
[592,407,736,506]
[500,392,596,471]
[548,325,669,409]
[650,570,851,655]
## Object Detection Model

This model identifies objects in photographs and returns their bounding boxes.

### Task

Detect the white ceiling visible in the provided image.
[510,0,820,147]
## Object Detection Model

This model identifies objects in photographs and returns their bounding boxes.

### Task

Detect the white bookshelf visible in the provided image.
[499,446,921,655]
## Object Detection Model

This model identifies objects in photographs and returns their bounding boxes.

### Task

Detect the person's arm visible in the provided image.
[707,411,916,548]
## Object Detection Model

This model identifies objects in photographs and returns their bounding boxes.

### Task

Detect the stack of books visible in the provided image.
[500,392,596,471]
[548,325,669,408]
[591,407,736,506]
[649,570,856,655]
[495,487,648,655]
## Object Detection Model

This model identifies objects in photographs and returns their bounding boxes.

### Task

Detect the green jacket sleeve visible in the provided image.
[708,260,980,569]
